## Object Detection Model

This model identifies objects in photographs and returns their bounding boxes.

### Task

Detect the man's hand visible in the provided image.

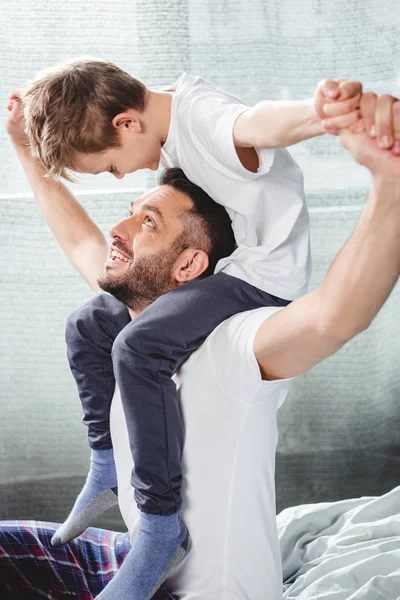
[5,92,29,149]
[314,78,362,134]
[339,93,400,177]
[349,92,400,156]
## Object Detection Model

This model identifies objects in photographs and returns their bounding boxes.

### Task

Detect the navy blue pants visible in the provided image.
[66,273,290,516]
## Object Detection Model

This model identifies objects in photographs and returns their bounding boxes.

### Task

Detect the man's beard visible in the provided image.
[97,238,185,313]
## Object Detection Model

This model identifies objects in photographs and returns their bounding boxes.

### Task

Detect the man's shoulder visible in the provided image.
[174,306,289,404]
[204,306,282,363]
[198,306,288,402]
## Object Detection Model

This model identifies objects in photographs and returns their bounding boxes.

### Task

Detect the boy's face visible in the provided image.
[74,112,162,178]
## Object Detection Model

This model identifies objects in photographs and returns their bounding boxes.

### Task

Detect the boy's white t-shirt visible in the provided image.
[160,73,311,301]
[110,306,293,600]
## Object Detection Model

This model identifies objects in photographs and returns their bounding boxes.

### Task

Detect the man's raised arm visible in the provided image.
[254,95,400,381]
[6,97,107,292]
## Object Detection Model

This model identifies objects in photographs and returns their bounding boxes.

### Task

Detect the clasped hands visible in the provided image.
[314,78,400,151]
[314,79,400,177]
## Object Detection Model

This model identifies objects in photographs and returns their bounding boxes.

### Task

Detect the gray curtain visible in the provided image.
[1,0,399,530]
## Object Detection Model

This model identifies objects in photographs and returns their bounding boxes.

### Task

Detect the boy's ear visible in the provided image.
[112,110,142,134]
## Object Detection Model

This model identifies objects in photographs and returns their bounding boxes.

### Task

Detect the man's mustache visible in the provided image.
[110,240,133,260]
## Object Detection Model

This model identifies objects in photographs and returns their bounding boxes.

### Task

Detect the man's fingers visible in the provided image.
[392,101,400,155]
[323,94,360,117]
[7,90,22,111]
[7,99,24,119]
[375,94,396,148]
[359,92,378,137]
[350,117,366,133]
[7,100,17,112]
[9,91,21,102]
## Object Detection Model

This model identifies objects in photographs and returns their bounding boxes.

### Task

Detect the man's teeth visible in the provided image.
[111,250,129,262]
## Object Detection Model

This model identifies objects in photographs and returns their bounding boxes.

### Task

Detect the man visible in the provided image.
[12,69,360,598]
[2,92,400,599]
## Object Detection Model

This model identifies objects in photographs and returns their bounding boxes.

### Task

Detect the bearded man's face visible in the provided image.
[98,236,185,312]
[97,185,193,312]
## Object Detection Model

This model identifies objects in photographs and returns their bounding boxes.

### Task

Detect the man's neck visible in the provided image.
[145,90,173,145]
[128,308,137,320]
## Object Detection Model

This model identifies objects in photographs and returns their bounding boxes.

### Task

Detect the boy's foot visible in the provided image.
[51,448,118,546]
[97,513,190,599]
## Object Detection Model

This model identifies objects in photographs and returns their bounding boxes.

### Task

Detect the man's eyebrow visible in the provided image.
[129,200,167,227]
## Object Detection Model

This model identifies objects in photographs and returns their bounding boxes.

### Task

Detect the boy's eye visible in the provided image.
[109,166,114,174]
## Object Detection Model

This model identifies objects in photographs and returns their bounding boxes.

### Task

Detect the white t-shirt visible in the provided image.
[110,307,293,600]
[160,74,311,301]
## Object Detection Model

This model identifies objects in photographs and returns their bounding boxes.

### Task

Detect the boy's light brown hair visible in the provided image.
[20,57,148,182]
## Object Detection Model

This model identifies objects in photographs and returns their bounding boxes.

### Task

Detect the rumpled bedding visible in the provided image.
[278,486,400,599]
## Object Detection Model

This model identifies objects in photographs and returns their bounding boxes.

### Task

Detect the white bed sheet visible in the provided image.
[278,485,400,599]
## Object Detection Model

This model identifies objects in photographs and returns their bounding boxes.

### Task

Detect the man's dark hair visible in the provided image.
[159,168,237,277]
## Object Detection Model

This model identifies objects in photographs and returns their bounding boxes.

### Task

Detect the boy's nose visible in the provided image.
[113,170,125,179]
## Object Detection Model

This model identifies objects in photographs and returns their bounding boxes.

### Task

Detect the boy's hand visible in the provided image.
[314,78,362,135]
[5,91,29,149]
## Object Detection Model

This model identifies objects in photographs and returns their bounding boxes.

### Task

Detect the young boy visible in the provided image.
[10,59,361,599]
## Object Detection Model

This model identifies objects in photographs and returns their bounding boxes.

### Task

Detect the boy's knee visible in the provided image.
[112,321,139,364]
[112,318,157,367]
[65,293,131,348]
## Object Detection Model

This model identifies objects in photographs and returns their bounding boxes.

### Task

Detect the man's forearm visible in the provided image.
[13,144,108,291]
[318,176,400,340]
[234,98,323,148]
[254,175,400,381]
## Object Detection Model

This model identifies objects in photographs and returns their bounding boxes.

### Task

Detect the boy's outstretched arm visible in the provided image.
[6,95,107,292]
[233,78,362,148]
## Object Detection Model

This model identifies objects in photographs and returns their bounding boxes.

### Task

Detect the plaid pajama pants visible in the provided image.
[0,521,176,599]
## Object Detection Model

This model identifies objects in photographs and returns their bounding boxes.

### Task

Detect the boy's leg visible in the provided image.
[0,521,175,600]
[110,272,290,599]
[52,293,132,546]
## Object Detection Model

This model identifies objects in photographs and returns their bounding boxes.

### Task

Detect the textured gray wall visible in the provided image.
[1,0,399,527]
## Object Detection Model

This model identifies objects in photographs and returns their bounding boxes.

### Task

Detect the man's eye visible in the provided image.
[144,216,155,228]
[109,166,114,174]
[124,213,155,227]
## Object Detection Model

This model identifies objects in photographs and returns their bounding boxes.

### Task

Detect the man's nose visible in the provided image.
[109,214,137,240]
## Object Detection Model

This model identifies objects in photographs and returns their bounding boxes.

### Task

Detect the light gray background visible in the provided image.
[1,0,399,530]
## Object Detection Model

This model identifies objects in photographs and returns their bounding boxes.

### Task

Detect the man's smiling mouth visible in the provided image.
[110,249,130,263]
[105,247,133,268]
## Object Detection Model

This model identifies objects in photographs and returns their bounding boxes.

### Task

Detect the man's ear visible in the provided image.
[174,249,209,283]
[112,110,142,134]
